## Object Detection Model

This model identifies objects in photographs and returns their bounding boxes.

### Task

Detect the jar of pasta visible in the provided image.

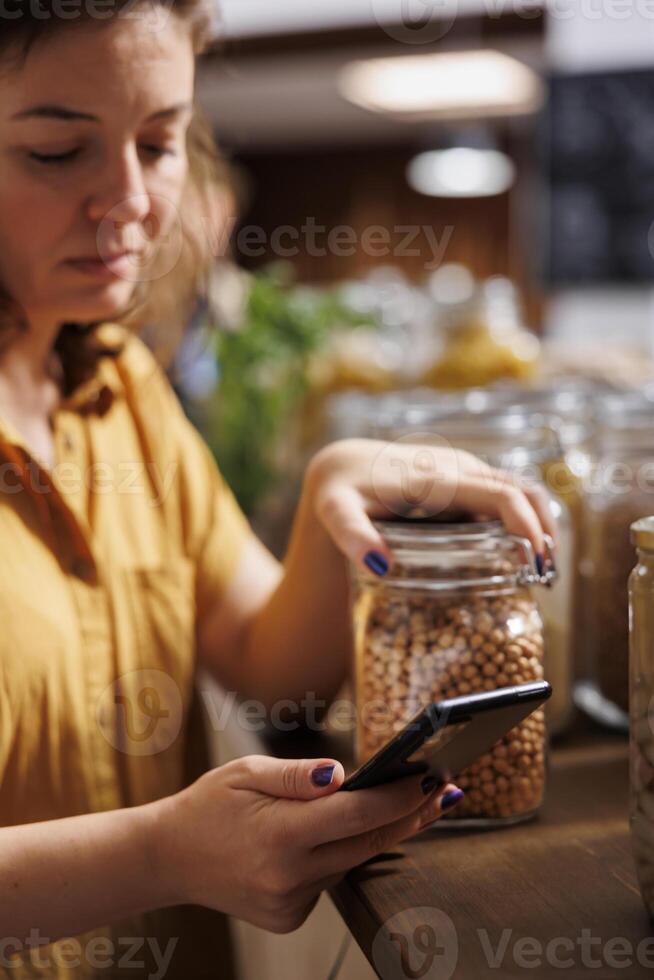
[422,272,540,390]
[629,517,654,916]
[576,403,654,731]
[369,408,575,738]
[351,519,556,828]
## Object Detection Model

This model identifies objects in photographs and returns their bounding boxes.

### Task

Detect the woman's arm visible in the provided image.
[0,755,461,940]
[0,803,172,941]
[197,479,351,712]
[198,438,556,712]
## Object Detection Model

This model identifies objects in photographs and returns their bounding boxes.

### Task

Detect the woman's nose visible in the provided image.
[85,145,152,226]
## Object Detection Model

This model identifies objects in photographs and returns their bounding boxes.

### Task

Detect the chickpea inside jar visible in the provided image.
[352,519,556,828]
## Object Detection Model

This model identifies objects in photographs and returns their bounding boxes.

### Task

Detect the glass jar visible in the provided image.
[534,415,592,689]
[369,408,576,739]
[576,405,654,731]
[629,517,654,918]
[490,382,596,689]
[324,389,443,444]
[352,519,555,828]
[422,273,541,390]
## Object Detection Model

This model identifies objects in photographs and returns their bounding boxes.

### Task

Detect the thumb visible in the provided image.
[316,483,393,578]
[232,755,345,800]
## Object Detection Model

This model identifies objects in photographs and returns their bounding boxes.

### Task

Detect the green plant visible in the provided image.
[200,266,372,516]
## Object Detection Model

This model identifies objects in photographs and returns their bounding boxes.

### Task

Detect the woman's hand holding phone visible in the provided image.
[149,755,463,934]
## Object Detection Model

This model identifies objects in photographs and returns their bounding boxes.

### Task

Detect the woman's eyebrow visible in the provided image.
[10,101,193,123]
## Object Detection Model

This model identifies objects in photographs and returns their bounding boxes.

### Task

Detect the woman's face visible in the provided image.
[0,16,196,328]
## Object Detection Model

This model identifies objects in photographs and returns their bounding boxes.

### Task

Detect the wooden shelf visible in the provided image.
[330,730,654,979]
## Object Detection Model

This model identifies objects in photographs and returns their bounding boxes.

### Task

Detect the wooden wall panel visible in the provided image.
[231,139,545,328]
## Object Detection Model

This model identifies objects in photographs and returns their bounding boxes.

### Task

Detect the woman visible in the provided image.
[0,3,553,977]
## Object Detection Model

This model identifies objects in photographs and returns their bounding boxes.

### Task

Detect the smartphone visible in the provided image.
[341,681,551,792]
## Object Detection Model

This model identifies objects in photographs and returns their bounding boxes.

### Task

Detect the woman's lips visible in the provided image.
[65,253,143,279]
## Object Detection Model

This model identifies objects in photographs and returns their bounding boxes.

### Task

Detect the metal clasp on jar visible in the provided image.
[512,534,558,589]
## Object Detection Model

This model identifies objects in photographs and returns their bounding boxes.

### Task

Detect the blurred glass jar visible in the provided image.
[576,402,654,731]
[351,520,555,828]
[629,517,654,917]
[369,407,575,738]
[489,383,595,526]
[422,272,540,390]
[324,388,442,443]
[489,382,596,684]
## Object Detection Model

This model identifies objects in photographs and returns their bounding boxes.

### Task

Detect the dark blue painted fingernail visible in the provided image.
[536,553,545,576]
[364,551,389,577]
[421,776,440,795]
[441,788,465,811]
[311,764,336,787]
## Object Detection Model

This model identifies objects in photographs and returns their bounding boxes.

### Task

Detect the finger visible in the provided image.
[494,467,558,545]
[523,484,559,547]
[312,784,464,876]
[315,483,393,577]
[449,472,546,559]
[228,755,345,800]
[495,485,545,560]
[297,771,436,847]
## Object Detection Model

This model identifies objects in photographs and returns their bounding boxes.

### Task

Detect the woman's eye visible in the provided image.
[29,148,81,166]
[141,145,176,158]
[26,145,179,167]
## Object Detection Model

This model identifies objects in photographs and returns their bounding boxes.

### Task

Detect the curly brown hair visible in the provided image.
[0,0,226,393]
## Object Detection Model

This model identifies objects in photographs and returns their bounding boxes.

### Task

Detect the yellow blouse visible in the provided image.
[0,324,254,978]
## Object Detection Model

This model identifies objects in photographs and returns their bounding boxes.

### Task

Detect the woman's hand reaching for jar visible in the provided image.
[306,438,557,578]
[196,436,556,731]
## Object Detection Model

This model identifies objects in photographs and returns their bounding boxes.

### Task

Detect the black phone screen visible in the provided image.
[341,682,551,792]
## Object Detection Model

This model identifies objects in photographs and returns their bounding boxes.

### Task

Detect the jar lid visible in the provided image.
[369,518,557,590]
[375,517,505,548]
[631,517,654,549]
